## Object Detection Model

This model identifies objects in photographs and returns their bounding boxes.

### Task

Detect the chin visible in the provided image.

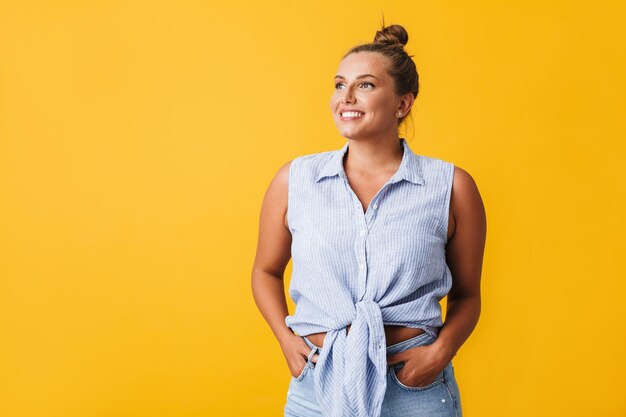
[338,131,356,139]
[334,125,357,138]
[341,130,367,140]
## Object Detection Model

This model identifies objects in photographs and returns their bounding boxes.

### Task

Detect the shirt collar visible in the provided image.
[314,138,425,185]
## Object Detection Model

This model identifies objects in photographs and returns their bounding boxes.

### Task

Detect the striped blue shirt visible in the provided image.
[285,138,455,417]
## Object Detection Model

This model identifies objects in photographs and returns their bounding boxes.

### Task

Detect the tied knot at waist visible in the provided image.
[312,299,388,417]
[348,299,386,352]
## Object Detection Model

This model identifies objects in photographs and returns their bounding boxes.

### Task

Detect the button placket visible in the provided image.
[342,176,390,299]
[354,204,368,298]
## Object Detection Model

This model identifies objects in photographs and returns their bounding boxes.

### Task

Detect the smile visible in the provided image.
[340,111,365,120]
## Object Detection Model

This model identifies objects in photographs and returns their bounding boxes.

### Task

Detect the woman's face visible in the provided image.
[330,51,409,140]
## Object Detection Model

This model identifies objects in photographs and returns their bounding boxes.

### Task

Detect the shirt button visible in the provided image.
[373,204,378,209]
[359,263,365,269]
[359,230,366,236]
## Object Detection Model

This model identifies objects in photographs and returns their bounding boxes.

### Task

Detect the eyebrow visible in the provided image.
[334,74,380,81]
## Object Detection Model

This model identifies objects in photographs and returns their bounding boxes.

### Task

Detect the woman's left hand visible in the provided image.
[386,343,448,388]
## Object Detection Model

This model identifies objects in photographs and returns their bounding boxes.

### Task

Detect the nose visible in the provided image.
[340,86,356,104]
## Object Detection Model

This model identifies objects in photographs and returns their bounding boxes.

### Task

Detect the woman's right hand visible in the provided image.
[280,333,319,378]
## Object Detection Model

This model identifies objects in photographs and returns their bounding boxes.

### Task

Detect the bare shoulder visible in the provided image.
[262,160,292,231]
[449,165,487,237]
[269,159,292,195]
[452,165,479,194]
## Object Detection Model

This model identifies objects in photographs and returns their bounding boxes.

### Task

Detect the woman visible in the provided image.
[252,23,486,417]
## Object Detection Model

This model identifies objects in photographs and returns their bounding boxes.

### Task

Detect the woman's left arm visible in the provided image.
[432,165,487,364]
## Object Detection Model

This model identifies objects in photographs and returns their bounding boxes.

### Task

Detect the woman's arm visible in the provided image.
[251,160,294,345]
[251,160,318,377]
[432,165,487,363]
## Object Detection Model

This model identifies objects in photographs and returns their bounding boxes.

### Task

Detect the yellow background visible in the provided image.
[1,1,624,416]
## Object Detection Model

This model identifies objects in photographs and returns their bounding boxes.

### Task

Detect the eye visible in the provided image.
[334,81,375,90]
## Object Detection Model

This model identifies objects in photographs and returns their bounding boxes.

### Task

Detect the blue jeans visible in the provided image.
[284,331,463,417]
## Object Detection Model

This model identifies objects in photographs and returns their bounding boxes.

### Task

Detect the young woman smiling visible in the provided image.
[252,22,486,417]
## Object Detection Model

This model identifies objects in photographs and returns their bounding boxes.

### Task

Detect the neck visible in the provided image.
[343,136,404,176]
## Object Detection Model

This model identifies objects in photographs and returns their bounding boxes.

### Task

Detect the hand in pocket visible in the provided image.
[281,334,319,378]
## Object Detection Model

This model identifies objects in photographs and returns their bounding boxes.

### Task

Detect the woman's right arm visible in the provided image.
[251,160,318,377]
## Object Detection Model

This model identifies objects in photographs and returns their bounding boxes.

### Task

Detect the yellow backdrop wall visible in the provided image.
[0,1,624,416]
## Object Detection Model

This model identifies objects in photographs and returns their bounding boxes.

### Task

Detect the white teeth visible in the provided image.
[341,111,364,118]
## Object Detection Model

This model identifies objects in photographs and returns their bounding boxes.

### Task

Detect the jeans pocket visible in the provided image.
[294,362,310,381]
[390,365,445,391]
[293,345,317,382]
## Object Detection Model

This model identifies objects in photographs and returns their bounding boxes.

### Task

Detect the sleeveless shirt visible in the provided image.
[284,138,455,417]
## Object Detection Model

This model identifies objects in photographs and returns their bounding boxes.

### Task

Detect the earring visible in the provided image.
[397,111,402,117]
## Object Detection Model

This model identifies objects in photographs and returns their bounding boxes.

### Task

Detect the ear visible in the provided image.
[397,92,415,115]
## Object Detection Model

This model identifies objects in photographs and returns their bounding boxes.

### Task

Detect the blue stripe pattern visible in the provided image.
[285,138,455,417]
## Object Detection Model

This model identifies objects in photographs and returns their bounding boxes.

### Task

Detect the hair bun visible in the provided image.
[373,24,409,48]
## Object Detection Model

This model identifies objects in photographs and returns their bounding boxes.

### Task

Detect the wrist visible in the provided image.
[277,326,295,346]
[432,337,456,365]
